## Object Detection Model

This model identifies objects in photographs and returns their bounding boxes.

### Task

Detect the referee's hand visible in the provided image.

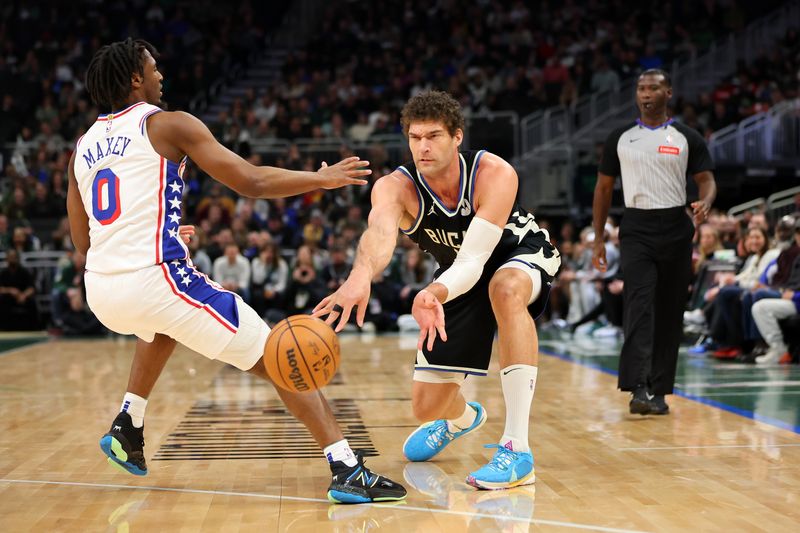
[592,242,607,272]
[691,200,711,225]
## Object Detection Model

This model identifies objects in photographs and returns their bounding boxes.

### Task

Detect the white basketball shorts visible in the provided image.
[85,259,268,370]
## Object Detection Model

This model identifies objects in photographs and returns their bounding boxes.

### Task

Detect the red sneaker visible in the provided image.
[779,352,792,365]
[712,347,741,359]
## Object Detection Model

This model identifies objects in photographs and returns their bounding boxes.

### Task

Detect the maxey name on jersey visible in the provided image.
[81,136,133,170]
[75,101,190,274]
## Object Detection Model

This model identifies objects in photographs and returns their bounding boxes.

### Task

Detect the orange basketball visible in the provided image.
[263,315,340,392]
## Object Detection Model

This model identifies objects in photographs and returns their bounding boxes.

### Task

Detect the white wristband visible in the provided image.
[436,217,503,302]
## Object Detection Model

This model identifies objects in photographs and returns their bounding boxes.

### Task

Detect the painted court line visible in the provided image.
[539,347,800,435]
[620,443,800,451]
[700,391,800,397]
[677,381,800,389]
[0,478,649,533]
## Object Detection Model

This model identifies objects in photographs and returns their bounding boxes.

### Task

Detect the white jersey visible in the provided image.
[74,101,190,274]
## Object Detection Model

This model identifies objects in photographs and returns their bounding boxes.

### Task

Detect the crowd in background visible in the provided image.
[215,0,788,145]
[0,0,798,351]
[672,28,800,137]
[545,195,800,364]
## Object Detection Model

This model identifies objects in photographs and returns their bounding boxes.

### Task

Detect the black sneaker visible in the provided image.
[99,412,147,476]
[649,395,670,415]
[327,452,407,504]
[629,385,652,415]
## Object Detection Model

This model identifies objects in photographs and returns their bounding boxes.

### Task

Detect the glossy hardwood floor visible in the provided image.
[1,333,799,532]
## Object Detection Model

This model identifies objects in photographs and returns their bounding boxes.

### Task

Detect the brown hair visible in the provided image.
[746,227,770,257]
[400,90,465,136]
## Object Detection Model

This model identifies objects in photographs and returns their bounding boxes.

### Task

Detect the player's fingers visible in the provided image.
[346,168,372,177]
[347,159,369,169]
[335,305,354,332]
[336,156,360,166]
[426,326,437,351]
[312,296,331,315]
[323,311,340,326]
[311,307,329,319]
[321,161,328,168]
[417,329,427,351]
[436,323,447,343]
[345,178,369,186]
[356,300,367,327]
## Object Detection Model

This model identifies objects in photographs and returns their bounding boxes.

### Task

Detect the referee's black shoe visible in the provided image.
[629,385,652,415]
[649,395,670,415]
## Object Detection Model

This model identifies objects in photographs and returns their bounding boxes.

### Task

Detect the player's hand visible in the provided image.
[317,157,370,190]
[412,289,447,351]
[591,241,607,272]
[691,200,710,225]
[178,225,195,244]
[312,274,371,332]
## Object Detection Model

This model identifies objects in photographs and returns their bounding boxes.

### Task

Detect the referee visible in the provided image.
[591,69,716,416]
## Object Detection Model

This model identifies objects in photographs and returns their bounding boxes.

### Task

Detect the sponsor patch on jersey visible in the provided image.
[658,145,680,155]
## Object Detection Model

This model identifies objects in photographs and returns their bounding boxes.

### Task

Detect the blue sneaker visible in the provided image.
[403,402,487,462]
[688,339,717,356]
[99,412,147,476]
[466,444,535,490]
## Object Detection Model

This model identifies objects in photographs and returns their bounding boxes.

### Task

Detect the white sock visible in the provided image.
[120,392,147,428]
[447,403,477,432]
[324,439,358,467]
[499,364,537,452]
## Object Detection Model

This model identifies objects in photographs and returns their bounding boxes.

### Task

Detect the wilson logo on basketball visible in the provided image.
[286,347,310,391]
[658,145,680,155]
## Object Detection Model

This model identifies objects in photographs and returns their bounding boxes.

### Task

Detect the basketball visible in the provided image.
[264,315,340,392]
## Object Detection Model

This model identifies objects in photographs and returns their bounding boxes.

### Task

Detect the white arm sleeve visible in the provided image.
[435,217,503,303]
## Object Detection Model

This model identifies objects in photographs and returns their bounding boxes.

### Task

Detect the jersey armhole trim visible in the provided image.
[140,109,163,136]
[468,149,485,210]
[397,166,424,235]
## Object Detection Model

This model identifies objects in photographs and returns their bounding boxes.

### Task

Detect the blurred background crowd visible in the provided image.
[0,0,798,363]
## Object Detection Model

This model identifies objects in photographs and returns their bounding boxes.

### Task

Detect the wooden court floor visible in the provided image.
[1,333,799,532]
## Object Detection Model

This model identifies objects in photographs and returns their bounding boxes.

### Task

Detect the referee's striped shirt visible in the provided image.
[599,119,714,209]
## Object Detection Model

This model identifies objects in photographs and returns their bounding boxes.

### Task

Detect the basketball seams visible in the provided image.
[285,318,320,390]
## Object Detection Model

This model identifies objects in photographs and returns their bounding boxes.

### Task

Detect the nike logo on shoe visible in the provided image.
[502,368,520,375]
[646,393,654,400]
[629,138,641,143]
[113,425,122,431]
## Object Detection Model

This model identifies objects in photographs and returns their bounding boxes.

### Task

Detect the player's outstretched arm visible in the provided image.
[66,151,90,255]
[313,173,408,331]
[148,111,370,198]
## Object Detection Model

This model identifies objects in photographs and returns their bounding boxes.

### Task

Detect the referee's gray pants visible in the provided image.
[618,206,694,395]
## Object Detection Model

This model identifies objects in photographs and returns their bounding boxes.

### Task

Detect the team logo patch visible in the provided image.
[658,145,680,155]
[459,198,472,216]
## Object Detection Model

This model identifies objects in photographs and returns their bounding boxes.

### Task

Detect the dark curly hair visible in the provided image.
[86,38,158,112]
[400,90,465,136]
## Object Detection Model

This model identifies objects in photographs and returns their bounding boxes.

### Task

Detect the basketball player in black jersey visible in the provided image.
[315,91,561,490]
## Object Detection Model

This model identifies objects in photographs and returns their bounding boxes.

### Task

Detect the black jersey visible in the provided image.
[397,149,561,282]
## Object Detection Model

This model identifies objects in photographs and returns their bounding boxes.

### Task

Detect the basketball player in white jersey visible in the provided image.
[67,38,405,503]
[315,91,561,490]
